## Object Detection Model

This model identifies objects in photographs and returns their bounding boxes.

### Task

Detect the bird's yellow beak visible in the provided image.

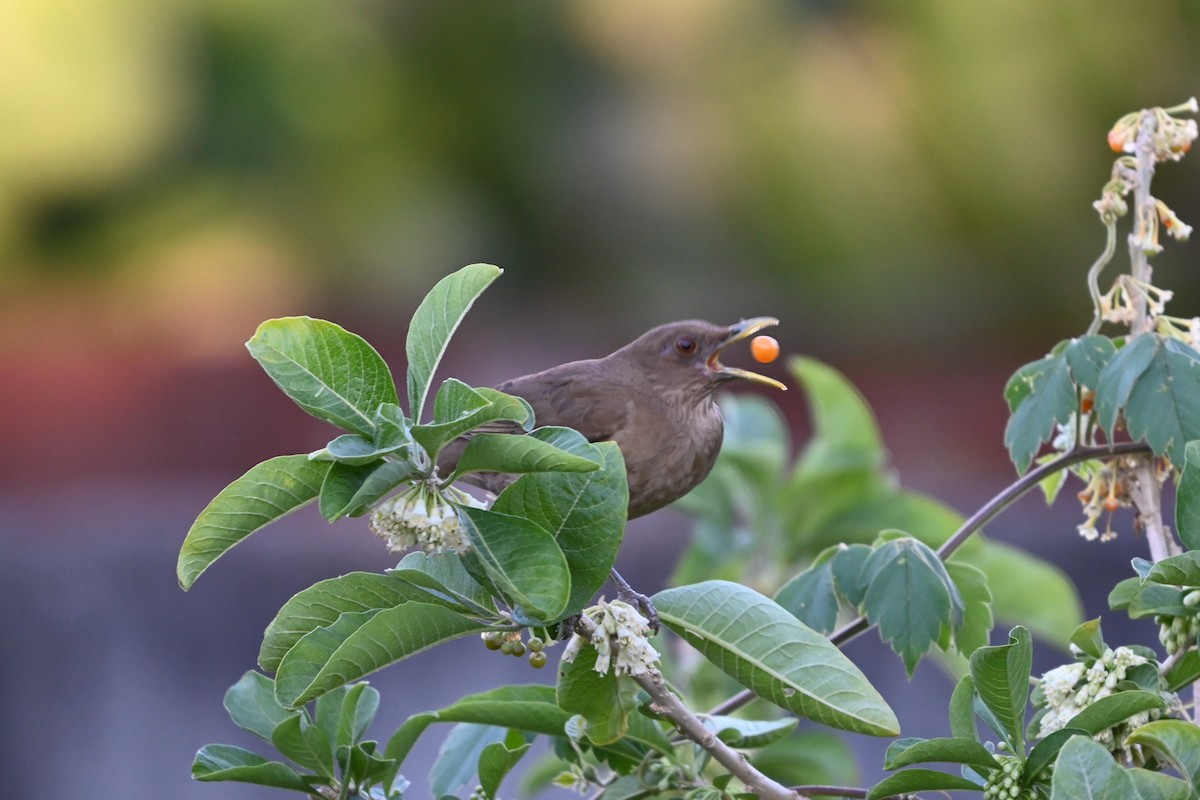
[709,317,787,390]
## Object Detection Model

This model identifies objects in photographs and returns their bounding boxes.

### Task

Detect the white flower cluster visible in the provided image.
[369,483,487,555]
[562,599,661,677]
[1035,647,1179,764]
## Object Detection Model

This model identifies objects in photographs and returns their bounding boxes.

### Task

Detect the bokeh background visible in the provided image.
[3,1,1199,797]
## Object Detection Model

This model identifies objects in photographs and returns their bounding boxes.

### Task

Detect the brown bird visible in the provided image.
[438,317,786,625]
[439,317,785,516]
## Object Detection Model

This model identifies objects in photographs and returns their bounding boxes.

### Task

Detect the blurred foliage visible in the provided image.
[2,0,1199,354]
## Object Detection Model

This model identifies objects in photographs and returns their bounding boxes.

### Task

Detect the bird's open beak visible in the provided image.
[708,317,787,390]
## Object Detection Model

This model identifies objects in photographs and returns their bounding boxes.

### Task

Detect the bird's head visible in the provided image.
[620,317,787,397]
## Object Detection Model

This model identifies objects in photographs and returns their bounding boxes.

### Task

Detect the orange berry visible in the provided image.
[1081,392,1095,413]
[1104,496,1121,512]
[751,335,779,363]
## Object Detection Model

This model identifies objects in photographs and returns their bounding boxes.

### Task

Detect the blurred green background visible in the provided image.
[1,1,1198,798]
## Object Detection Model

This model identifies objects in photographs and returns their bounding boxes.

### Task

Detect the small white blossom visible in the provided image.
[561,599,661,677]
[369,483,487,555]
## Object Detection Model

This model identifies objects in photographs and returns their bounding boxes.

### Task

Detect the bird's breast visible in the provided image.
[618,397,724,518]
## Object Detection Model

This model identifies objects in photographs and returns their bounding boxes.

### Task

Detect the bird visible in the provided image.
[439,317,784,514]
[437,317,786,624]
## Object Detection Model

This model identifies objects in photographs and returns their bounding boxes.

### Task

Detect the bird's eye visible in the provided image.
[674,337,697,356]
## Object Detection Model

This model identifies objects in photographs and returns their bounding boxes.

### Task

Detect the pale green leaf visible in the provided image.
[223,671,297,742]
[867,769,981,800]
[789,357,886,482]
[191,744,315,791]
[1148,551,1200,586]
[178,455,330,590]
[275,603,487,708]
[1178,441,1200,550]
[450,429,601,479]
[706,716,798,749]
[1095,333,1158,437]
[1127,719,1200,786]
[430,723,504,797]
[460,507,570,623]
[388,551,497,617]
[775,547,840,633]
[946,560,993,657]
[411,383,533,458]
[653,580,898,736]
[494,436,627,616]
[1124,338,1200,463]
[259,572,425,671]
[1065,335,1117,389]
[1050,736,1137,799]
[882,736,998,771]
[406,264,503,422]
[247,316,398,436]
[1004,352,1074,473]
[1064,691,1164,736]
[969,626,1032,752]
[271,713,334,777]
[861,535,962,675]
[478,738,532,799]
[556,645,637,746]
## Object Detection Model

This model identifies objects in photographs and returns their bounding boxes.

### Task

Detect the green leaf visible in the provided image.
[1004,351,1075,473]
[969,626,1032,753]
[1148,551,1200,587]
[1128,584,1189,619]
[191,744,315,792]
[430,723,505,797]
[411,382,533,458]
[557,645,638,746]
[1127,719,1200,786]
[1070,618,1107,660]
[460,507,570,623]
[336,683,380,749]
[1065,335,1117,389]
[1064,691,1165,735]
[178,455,331,590]
[948,676,976,740]
[789,357,886,481]
[259,572,425,671]
[1095,333,1159,437]
[861,535,963,675]
[275,603,487,708]
[653,580,899,736]
[1164,650,1200,693]
[831,543,872,606]
[1123,338,1200,463]
[494,436,628,616]
[775,547,840,633]
[1109,576,1143,611]
[478,737,533,799]
[946,560,993,657]
[271,713,334,777]
[866,768,982,800]
[247,316,398,436]
[882,736,999,771]
[319,459,419,521]
[1177,441,1200,550]
[388,551,497,617]
[309,430,410,465]
[223,671,298,742]
[451,429,601,479]
[433,685,574,736]
[1050,736,1137,799]
[1026,727,1086,781]
[706,716,798,749]
[383,711,438,768]
[406,264,503,422]
[1128,768,1196,800]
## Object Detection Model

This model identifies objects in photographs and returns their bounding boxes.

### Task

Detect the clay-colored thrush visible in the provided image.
[440,317,785,517]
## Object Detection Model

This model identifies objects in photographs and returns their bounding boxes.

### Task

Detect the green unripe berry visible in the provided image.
[510,640,527,657]
[528,636,544,653]
[484,631,504,651]
[529,651,548,668]
[500,640,516,655]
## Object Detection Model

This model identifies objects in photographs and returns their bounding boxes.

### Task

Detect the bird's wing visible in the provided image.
[497,365,630,443]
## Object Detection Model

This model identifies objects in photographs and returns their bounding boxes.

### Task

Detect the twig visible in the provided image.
[793,786,869,798]
[708,441,1154,717]
[573,615,802,800]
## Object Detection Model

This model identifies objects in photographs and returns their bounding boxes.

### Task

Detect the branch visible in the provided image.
[709,441,1154,717]
[573,616,802,800]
